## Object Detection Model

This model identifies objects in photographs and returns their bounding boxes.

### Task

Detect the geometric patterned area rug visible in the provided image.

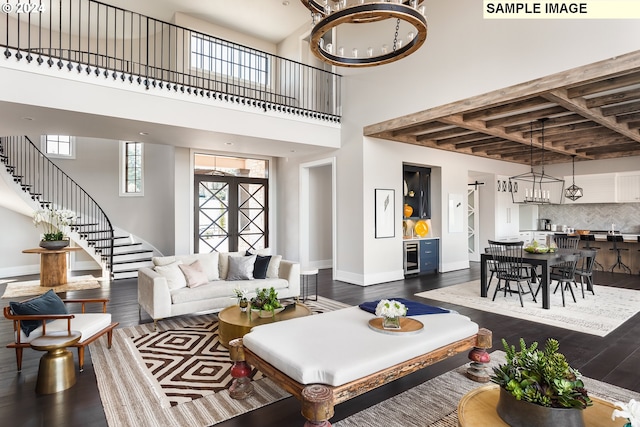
[334,350,640,427]
[1,274,101,299]
[416,280,640,337]
[90,296,349,427]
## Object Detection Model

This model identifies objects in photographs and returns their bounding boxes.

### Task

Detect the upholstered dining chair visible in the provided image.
[487,240,536,307]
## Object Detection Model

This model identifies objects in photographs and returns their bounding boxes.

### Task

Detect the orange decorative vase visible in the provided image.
[403,204,413,218]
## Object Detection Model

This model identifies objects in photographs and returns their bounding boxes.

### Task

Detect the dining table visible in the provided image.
[480,249,585,309]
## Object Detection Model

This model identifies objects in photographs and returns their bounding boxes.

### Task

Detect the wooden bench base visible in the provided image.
[229,328,492,426]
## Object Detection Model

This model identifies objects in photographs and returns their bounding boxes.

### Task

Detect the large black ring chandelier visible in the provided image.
[300,1,428,67]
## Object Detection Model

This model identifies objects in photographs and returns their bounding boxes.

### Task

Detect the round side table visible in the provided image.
[30,330,82,394]
[300,269,319,301]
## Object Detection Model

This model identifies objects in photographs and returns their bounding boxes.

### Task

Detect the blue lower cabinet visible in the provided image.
[419,239,439,274]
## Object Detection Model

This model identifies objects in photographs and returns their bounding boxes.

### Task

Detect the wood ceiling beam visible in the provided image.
[462,98,550,121]
[486,106,567,129]
[542,88,640,144]
[504,114,587,134]
[566,70,640,98]
[601,100,640,117]
[585,87,640,108]
[417,126,475,140]
[470,140,513,152]
[364,50,640,137]
[391,121,448,136]
[439,114,587,158]
[435,133,498,146]
[616,111,640,123]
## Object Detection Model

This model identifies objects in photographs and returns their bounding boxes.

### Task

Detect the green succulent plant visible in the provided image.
[491,338,592,409]
[250,287,282,312]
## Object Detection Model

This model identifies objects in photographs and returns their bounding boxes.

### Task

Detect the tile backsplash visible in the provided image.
[539,203,640,233]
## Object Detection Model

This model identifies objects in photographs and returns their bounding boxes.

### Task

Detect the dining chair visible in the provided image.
[487,240,536,307]
[554,235,580,250]
[574,249,597,298]
[543,253,580,307]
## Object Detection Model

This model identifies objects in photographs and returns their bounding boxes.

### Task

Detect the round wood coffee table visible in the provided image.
[458,384,626,427]
[218,303,312,348]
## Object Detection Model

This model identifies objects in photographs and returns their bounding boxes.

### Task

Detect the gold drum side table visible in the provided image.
[30,330,82,394]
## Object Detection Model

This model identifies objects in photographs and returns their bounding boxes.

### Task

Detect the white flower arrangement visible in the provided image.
[32,208,76,241]
[232,287,248,300]
[375,299,407,319]
[612,399,639,427]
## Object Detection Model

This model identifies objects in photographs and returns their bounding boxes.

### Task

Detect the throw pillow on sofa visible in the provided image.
[250,249,282,279]
[227,255,257,280]
[9,289,68,336]
[179,260,209,288]
[154,261,187,290]
[246,251,271,279]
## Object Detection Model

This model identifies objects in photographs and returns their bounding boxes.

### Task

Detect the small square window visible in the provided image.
[41,135,75,158]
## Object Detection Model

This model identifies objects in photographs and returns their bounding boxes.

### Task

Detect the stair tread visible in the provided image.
[111,258,153,265]
[95,242,142,249]
[112,250,154,256]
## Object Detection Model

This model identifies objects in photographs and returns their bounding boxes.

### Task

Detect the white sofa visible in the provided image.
[137,250,300,326]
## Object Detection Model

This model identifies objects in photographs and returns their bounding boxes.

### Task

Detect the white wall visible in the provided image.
[308,164,333,269]
[276,0,640,285]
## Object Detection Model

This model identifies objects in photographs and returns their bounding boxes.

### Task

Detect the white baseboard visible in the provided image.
[441,260,470,273]
[0,264,39,279]
[307,259,332,270]
[70,260,102,272]
[334,268,405,287]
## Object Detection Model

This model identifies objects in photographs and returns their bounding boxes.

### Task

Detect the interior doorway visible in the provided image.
[300,158,336,278]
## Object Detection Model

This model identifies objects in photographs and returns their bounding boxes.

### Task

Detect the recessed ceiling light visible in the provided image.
[225,142,234,145]
[282,1,290,5]
[139,132,149,136]
[22,117,34,121]
[290,149,296,153]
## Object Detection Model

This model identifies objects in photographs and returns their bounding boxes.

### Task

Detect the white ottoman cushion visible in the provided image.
[242,306,478,387]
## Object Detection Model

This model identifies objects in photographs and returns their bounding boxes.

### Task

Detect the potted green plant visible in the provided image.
[250,287,283,318]
[232,288,249,312]
[491,338,592,427]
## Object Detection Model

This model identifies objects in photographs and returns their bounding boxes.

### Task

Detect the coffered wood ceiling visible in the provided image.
[364,50,640,165]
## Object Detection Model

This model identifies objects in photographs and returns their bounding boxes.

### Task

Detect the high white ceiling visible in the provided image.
[102,0,311,44]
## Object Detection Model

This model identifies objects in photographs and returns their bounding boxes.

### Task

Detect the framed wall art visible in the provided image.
[375,189,395,238]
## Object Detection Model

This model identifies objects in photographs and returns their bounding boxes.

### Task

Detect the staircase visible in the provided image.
[0,135,155,280]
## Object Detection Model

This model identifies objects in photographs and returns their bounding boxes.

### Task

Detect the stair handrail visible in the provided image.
[0,135,114,275]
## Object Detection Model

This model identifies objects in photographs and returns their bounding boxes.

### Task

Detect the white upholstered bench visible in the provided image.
[229,306,491,426]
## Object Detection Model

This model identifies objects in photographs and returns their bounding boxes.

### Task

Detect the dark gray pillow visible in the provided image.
[246,251,272,279]
[10,289,68,336]
[227,255,257,280]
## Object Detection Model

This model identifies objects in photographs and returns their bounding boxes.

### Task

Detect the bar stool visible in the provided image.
[607,234,631,274]
[580,234,604,271]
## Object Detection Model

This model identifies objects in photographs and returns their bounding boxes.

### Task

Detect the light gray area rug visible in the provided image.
[334,351,640,427]
[1,274,101,298]
[90,296,349,427]
[415,280,640,336]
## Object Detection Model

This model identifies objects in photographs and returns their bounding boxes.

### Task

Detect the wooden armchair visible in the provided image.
[4,298,118,372]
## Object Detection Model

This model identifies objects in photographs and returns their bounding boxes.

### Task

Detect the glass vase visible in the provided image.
[382,316,401,330]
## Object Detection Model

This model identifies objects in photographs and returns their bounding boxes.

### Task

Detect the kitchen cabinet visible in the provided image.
[403,165,431,219]
[563,173,617,204]
[616,172,640,202]
[518,231,532,243]
[419,238,439,274]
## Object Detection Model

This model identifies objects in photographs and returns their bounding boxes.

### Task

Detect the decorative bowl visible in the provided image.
[524,246,549,254]
[575,229,590,235]
[252,307,285,318]
[414,220,429,237]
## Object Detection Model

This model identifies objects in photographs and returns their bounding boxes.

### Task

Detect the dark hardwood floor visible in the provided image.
[1,264,638,426]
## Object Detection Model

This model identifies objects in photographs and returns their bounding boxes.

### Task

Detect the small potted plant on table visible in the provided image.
[491,337,592,427]
[250,287,283,318]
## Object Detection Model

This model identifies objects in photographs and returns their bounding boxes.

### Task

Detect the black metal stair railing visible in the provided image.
[1,0,342,122]
[0,135,114,275]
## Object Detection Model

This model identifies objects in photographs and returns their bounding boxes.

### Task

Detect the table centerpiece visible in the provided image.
[32,207,76,249]
[375,299,408,330]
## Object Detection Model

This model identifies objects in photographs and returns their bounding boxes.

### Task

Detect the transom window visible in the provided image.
[190,34,269,86]
[119,141,143,196]
[41,135,75,158]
